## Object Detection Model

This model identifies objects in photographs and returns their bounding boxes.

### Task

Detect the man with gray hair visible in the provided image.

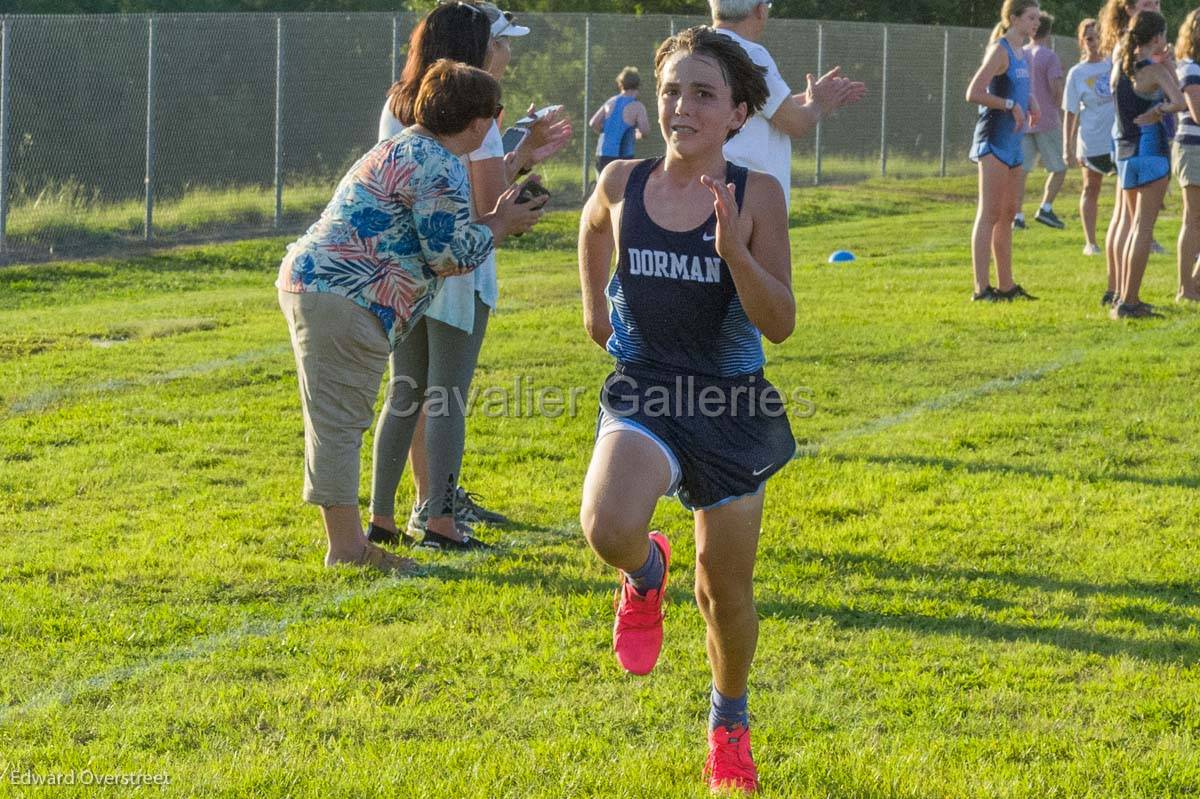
[711,0,866,206]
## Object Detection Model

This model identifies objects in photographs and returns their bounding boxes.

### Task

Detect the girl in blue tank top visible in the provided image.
[965,0,1043,303]
[577,26,796,793]
[1108,10,1186,318]
[590,67,649,176]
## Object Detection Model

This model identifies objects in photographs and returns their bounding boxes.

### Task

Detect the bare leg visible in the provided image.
[1177,186,1200,301]
[322,504,414,572]
[1105,183,1126,294]
[1015,165,1029,220]
[580,432,672,573]
[694,490,765,699]
[1041,169,1066,209]
[1122,178,1169,305]
[1112,187,1135,298]
[972,156,1011,294]
[992,162,1022,292]
[1080,167,1104,249]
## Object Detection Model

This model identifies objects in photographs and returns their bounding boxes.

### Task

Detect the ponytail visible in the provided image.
[1122,11,1167,79]
[1100,0,1131,55]
[1121,28,1140,79]
[994,0,1040,44]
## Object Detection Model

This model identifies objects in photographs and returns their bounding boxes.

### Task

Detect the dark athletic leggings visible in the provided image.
[369,295,490,519]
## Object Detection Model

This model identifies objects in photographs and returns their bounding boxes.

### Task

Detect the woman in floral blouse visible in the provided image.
[277,60,547,574]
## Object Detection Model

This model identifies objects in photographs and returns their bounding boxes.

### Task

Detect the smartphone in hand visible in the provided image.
[515,104,564,127]
[501,127,529,154]
[515,179,551,206]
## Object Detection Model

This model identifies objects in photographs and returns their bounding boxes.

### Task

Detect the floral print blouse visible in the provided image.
[276,129,495,346]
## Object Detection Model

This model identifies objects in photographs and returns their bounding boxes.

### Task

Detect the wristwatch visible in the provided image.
[1004,98,1015,111]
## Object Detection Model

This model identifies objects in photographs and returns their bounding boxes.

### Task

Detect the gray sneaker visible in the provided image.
[454,486,511,526]
[406,501,427,538]
[409,499,479,541]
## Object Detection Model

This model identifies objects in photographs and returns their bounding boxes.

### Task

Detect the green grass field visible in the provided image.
[2,173,1199,798]
[1,154,970,264]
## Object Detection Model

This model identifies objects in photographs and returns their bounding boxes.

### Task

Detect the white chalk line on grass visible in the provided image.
[2,315,1196,725]
[795,314,1197,458]
[0,578,398,727]
[4,344,291,416]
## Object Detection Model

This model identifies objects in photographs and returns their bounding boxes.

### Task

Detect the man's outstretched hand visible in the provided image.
[802,66,867,119]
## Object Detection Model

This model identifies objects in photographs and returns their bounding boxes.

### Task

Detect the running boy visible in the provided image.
[577,25,795,795]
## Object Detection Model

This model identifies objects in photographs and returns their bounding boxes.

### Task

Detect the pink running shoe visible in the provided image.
[705,724,758,794]
[612,531,671,676]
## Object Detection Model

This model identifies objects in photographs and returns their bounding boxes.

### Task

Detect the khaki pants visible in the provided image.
[279,290,389,506]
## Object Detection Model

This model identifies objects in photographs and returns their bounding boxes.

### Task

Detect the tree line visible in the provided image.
[5,0,1200,43]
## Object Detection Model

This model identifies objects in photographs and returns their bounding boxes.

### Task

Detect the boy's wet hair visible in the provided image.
[653,26,769,139]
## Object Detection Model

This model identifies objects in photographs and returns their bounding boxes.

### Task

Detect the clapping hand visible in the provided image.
[700,174,747,266]
[524,103,573,165]
[803,66,867,119]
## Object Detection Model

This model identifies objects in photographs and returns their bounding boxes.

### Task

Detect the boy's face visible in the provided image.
[657,51,747,158]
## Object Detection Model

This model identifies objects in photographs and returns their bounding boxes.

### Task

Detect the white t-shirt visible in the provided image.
[713,28,793,205]
[377,103,501,333]
[1063,59,1115,158]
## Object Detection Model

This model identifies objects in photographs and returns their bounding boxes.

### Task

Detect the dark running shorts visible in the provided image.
[596,156,620,174]
[596,364,796,511]
[1084,154,1117,176]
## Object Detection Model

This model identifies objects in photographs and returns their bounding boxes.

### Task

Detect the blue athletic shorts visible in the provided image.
[1117,155,1171,189]
[596,364,796,511]
[970,141,1023,169]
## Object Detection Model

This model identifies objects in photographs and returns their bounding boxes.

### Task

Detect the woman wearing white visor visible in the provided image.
[371,2,573,550]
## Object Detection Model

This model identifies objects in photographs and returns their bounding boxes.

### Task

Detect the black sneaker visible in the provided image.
[1012,216,1027,230]
[1101,290,1117,307]
[1034,208,1065,229]
[972,286,1000,302]
[997,284,1038,301]
[454,486,511,526]
[419,529,494,551]
[1112,301,1161,319]
[367,523,417,548]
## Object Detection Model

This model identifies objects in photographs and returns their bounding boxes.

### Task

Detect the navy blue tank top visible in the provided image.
[606,158,765,378]
[1115,59,1167,160]
[975,39,1031,143]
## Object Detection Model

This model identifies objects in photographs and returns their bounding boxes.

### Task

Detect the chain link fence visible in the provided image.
[0,13,1078,264]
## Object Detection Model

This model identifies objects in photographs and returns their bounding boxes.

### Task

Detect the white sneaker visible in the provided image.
[1083,243,1101,256]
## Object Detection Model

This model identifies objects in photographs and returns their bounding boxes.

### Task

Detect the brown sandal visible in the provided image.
[356,543,418,576]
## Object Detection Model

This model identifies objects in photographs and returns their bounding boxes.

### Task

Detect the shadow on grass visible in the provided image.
[758,595,1200,663]
[829,451,1200,491]
[758,547,1200,664]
